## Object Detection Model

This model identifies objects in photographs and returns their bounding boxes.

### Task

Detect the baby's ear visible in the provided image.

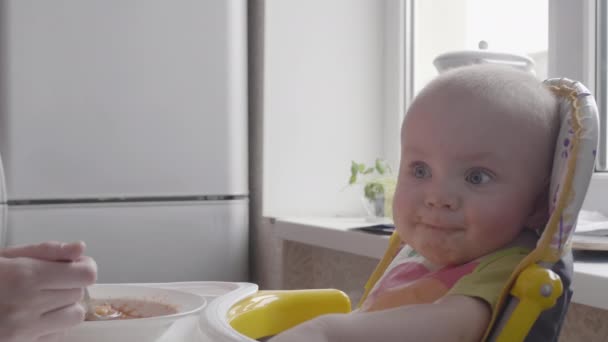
[525,185,550,230]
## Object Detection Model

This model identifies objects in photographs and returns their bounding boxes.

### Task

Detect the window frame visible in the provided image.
[595,0,608,171]
[548,0,608,214]
[382,0,413,168]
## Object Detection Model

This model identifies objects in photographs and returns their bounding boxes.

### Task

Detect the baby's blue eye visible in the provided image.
[466,169,492,185]
[412,163,431,179]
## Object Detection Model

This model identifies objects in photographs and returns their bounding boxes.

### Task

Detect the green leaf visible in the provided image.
[363,167,374,174]
[358,163,366,172]
[364,182,385,200]
[350,161,358,175]
[375,159,386,175]
[349,161,362,184]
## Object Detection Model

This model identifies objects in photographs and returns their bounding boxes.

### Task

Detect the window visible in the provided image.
[411,0,548,95]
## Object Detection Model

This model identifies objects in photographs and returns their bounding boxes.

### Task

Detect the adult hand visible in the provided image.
[0,241,97,342]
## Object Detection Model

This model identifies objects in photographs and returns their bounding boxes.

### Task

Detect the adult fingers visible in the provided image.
[33,256,97,290]
[0,257,96,293]
[35,303,85,336]
[0,241,86,262]
[33,288,84,314]
[23,256,97,290]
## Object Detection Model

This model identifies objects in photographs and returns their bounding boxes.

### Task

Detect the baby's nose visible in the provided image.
[425,192,460,210]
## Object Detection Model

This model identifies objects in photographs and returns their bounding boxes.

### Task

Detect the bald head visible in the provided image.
[408,64,557,136]
[404,64,559,188]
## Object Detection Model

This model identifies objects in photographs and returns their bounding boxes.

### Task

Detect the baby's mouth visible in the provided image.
[419,222,463,232]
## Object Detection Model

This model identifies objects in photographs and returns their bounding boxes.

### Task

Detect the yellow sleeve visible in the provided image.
[447,247,530,310]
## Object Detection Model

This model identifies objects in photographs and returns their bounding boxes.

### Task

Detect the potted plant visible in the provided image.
[348,158,396,220]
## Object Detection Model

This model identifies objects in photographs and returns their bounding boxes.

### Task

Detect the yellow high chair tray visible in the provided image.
[212,77,598,342]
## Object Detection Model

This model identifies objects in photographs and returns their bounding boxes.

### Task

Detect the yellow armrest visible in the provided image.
[496,264,563,342]
[228,289,352,340]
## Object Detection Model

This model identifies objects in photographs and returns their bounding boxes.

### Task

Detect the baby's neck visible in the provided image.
[505,229,539,250]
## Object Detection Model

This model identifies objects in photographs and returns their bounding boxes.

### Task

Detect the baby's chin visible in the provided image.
[413,244,481,266]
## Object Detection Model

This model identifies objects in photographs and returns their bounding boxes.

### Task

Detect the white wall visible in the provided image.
[263,0,388,217]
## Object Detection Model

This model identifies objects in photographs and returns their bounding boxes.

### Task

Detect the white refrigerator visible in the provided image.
[0,0,249,283]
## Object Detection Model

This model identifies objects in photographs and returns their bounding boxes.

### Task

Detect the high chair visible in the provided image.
[207,77,598,341]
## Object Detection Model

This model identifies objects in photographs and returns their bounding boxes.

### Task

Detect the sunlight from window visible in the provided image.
[413,0,548,94]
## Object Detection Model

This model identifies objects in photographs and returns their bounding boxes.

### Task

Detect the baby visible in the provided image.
[270,64,559,342]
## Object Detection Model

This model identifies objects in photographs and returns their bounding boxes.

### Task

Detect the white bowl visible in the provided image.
[65,284,206,342]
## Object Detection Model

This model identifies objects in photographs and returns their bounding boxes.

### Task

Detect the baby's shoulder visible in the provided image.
[474,245,531,272]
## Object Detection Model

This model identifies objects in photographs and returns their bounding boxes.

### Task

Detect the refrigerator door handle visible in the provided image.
[0,154,6,247]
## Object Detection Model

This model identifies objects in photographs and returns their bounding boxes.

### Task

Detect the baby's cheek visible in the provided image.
[470,196,516,223]
[393,192,414,223]
[469,201,526,244]
[393,182,421,209]
[392,189,406,212]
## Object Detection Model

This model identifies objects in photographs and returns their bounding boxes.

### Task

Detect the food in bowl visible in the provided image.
[86,298,179,321]
[65,284,206,342]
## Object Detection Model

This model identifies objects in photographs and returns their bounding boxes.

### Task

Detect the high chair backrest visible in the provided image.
[488,78,598,341]
[359,77,599,341]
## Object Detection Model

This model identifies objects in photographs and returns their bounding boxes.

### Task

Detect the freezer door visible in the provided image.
[5,200,249,283]
[0,0,247,199]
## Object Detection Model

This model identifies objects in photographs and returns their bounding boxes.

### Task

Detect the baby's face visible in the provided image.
[393,96,548,265]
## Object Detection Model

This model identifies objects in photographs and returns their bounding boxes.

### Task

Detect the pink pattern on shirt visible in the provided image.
[364,262,430,307]
[376,262,431,290]
[431,261,479,288]
[365,259,481,310]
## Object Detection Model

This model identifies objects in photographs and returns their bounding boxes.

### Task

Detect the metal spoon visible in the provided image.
[84,287,122,320]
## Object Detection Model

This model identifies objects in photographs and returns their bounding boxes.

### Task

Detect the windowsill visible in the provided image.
[272,216,608,311]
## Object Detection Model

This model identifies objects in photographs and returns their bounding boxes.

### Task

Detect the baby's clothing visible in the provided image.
[360,244,530,313]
